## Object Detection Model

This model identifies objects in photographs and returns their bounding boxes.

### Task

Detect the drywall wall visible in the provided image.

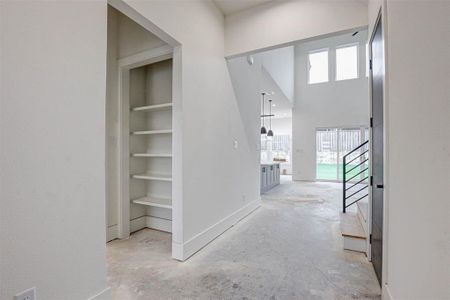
[271,117,292,135]
[225,0,368,57]
[120,0,261,259]
[292,31,369,181]
[227,53,292,174]
[106,6,171,241]
[368,0,450,298]
[0,1,109,300]
[257,46,294,102]
[227,55,262,163]
[260,66,292,118]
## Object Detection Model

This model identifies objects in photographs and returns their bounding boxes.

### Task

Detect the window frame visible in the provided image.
[335,43,360,82]
[307,48,329,85]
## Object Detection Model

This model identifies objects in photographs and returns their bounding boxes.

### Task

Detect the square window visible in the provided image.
[308,50,329,84]
[336,45,358,81]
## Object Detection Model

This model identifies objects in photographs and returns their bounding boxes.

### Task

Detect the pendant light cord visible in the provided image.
[269,100,272,129]
[262,93,265,127]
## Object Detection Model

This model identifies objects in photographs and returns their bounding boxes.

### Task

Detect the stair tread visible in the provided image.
[340,212,366,239]
[357,200,368,222]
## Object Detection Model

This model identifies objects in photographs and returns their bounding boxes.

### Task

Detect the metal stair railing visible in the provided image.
[343,140,369,213]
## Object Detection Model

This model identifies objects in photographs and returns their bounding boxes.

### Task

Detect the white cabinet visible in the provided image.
[260,163,280,194]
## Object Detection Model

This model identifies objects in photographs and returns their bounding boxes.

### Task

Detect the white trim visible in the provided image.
[86,287,111,300]
[107,224,118,242]
[117,64,130,239]
[146,216,172,233]
[130,216,147,233]
[382,283,393,300]
[170,46,183,258]
[117,46,174,240]
[118,45,173,69]
[107,0,180,47]
[172,199,261,261]
[129,216,172,233]
[343,236,366,253]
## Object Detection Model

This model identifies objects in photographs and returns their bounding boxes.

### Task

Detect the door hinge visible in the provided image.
[369,59,373,70]
[370,117,373,128]
[370,175,373,186]
[369,234,372,244]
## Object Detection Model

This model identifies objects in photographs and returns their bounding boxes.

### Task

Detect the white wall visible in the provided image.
[225,0,368,57]
[0,1,109,300]
[257,46,294,102]
[121,0,261,259]
[271,117,292,135]
[368,1,450,299]
[227,52,293,173]
[292,31,369,181]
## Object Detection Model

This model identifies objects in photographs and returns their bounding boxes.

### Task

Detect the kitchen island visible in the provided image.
[260,162,280,194]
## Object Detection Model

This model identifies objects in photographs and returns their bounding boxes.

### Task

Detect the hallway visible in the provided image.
[107,178,381,299]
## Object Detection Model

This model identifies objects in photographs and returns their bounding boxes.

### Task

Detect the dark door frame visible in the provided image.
[368,9,385,286]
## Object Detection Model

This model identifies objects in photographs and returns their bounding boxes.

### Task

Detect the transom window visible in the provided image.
[336,45,358,81]
[308,49,329,84]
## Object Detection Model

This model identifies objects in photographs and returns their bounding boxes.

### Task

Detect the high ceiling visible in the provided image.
[213,0,273,15]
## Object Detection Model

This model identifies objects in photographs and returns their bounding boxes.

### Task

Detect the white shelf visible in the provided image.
[131,172,172,182]
[131,153,172,158]
[131,129,172,135]
[132,197,172,209]
[131,102,172,112]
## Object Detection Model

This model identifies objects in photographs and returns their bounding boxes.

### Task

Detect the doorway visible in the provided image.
[369,12,384,284]
[105,3,183,260]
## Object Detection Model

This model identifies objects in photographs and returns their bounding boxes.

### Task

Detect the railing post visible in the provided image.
[343,155,346,213]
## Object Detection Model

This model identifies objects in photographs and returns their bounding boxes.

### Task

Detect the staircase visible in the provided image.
[340,141,369,253]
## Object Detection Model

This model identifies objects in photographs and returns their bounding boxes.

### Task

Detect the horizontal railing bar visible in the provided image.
[346,158,369,175]
[345,194,369,208]
[345,185,368,200]
[343,140,369,160]
[346,149,369,164]
[346,176,369,191]
[346,167,369,182]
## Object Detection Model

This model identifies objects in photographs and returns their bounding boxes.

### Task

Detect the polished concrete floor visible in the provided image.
[107,177,381,299]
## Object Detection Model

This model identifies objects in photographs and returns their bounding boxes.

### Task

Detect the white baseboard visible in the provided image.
[146,216,172,232]
[107,215,171,242]
[382,283,393,300]
[343,236,366,253]
[106,225,118,242]
[172,199,261,261]
[130,216,147,233]
[87,287,111,300]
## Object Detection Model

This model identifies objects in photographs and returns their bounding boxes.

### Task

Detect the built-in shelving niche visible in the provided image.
[129,58,173,233]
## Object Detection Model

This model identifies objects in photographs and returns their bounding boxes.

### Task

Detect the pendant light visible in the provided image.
[260,92,267,134]
[267,99,274,137]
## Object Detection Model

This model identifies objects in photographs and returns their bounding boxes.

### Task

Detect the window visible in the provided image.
[308,49,328,84]
[316,127,368,181]
[261,134,292,163]
[336,45,358,81]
